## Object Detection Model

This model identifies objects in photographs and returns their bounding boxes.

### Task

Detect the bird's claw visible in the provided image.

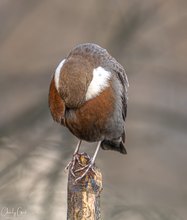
[64,154,78,177]
[64,161,71,172]
[65,153,88,177]
[65,153,96,182]
[74,160,96,182]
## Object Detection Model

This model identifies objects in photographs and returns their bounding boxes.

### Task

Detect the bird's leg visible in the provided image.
[64,140,82,175]
[75,141,101,182]
[74,139,82,155]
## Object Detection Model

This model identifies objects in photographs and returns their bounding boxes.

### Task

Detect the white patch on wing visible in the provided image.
[86,66,111,101]
[54,59,66,91]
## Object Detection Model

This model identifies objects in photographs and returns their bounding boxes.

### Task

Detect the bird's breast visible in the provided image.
[65,85,115,141]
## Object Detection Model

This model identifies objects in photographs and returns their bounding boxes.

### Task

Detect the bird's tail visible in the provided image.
[100,138,127,154]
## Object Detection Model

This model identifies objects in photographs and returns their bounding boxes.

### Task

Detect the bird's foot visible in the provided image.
[64,153,90,177]
[74,158,96,183]
[64,154,82,177]
[74,142,101,182]
[65,152,96,182]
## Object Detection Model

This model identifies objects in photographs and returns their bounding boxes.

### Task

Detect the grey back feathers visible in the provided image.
[70,43,129,100]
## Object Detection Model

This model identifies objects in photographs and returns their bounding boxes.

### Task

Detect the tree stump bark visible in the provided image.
[67,152,102,220]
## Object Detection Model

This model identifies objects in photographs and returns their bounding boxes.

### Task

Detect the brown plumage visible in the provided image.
[48,43,129,180]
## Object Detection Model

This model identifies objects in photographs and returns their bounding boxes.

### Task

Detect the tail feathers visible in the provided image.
[101,139,127,154]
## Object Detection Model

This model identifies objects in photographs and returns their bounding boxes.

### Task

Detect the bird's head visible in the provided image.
[54,56,93,108]
[53,44,112,109]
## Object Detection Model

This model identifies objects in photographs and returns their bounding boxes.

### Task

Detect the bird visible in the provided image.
[48,43,129,181]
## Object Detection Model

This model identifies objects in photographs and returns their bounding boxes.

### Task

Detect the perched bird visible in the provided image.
[48,43,129,180]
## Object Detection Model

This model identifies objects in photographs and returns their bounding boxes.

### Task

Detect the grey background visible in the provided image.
[0,0,187,219]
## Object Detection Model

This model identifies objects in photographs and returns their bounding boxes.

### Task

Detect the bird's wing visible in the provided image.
[107,55,129,144]
[110,57,128,118]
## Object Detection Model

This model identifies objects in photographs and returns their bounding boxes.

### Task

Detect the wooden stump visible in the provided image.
[67,152,102,220]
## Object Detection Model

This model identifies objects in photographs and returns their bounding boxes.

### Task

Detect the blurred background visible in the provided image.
[0,0,187,219]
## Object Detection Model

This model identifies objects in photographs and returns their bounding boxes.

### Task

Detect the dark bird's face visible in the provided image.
[55,56,93,108]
